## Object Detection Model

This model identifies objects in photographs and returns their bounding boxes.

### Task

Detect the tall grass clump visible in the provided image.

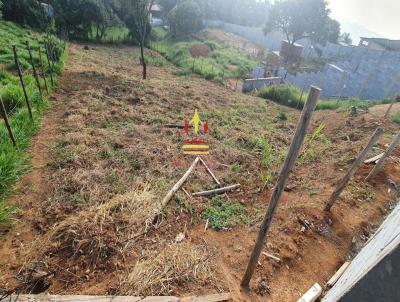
[0,20,67,223]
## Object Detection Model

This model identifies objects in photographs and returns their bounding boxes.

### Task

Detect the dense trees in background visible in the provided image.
[264,0,340,47]
[0,0,350,50]
[168,0,202,36]
[47,0,121,40]
[204,0,271,27]
[2,0,50,30]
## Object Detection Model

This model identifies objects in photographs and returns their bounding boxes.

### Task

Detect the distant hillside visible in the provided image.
[335,18,386,45]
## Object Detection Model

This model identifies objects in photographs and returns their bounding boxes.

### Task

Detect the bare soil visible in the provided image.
[189,44,211,58]
[0,43,399,301]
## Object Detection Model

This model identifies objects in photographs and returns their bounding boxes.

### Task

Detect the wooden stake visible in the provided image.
[365,131,400,182]
[325,127,384,211]
[160,157,200,208]
[241,86,321,289]
[0,96,17,148]
[192,184,240,197]
[38,48,49,94]
[44,43,54,86]
[12,45,33,120]
[26,41,42,98]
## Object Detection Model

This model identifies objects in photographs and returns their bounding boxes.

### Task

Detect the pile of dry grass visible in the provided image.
[38,185,159,269]
[120,242,216,296]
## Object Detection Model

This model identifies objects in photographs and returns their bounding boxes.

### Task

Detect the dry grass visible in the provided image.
[120,242,217,296]
[28,185,159,270]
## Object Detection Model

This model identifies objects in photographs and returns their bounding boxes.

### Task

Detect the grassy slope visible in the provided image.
[0,21,66,222]
[148,27,257,81]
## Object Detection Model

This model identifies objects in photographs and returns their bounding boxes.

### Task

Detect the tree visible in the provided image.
[0,1,3,19]
[119,0,154,79]
[90,0,120,40]
[205,0,271,27]
[48,0,120,40]
[2,0,50,30]
[264,0,337,46]
[168,0,202,36]
[339,32,353,45]
[157,0,178,13]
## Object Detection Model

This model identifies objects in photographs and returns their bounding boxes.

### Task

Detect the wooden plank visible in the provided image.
[364,153,384,164]
[241,86,321,288]
[141,297,179,302]
[0,295,230,302]
[192,184,240,197]
[0,296,143,302]
[327,261,351,288]
[180,293,231,302]
[296,283,323,302]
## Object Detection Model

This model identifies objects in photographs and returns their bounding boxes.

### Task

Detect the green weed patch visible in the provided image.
[203,195,246,230]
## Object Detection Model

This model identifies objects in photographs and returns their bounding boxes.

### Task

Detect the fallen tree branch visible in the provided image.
[161,157,200,208]
[192,184,240,197]
[199,157,221,185]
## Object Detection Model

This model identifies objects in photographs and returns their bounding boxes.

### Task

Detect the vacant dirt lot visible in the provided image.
[0,43,399,301]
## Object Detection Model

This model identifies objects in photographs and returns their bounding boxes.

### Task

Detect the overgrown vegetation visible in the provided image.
[149,27,256,81]
[0,21,66,222]
[258,84,399,111]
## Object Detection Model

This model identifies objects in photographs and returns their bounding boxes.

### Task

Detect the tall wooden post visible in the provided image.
[0,96,17,147]
[44,44,54,86]
[12,45,33,120]
[240,86,321,289]
[38,48,49,95]
[26,41,42,98]
[365,131,400,182]
[325,127,384,212]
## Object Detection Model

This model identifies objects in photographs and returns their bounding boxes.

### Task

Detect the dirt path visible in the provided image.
[1,43,400,301]
[0,48,74,284]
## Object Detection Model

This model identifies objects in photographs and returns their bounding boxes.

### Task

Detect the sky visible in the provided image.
[328,0,400,40]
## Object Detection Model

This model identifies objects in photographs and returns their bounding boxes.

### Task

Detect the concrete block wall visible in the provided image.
[242,77,282,92]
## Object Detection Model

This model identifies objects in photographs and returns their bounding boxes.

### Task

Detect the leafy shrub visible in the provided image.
[277,112,287,121]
